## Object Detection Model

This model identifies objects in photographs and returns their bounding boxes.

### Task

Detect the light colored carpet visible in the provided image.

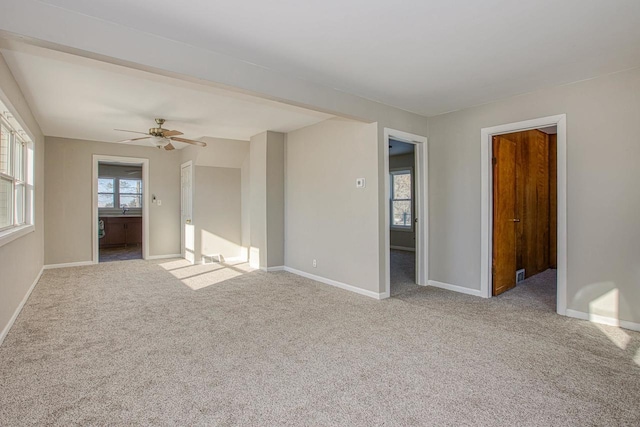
[390,249,420,297]
[1,259,639,426]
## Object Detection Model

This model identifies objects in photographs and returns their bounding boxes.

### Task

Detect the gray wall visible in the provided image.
[389,153,416,250]
[249,131,284,269]
[249,132,267,268]
[266,132,285,267]
[180,136,250,261]
[286,118,379,293]
[44,137,181,264]
[0,52,45,340]
[193,166,243,262]
[427,66,640,324]
[98,163,142,179]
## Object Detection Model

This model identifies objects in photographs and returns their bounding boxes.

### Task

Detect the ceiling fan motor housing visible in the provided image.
[149,118,166,137]
[149,127,166,137]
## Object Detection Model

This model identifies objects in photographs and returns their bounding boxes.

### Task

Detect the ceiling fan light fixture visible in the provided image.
[151,136,169,148]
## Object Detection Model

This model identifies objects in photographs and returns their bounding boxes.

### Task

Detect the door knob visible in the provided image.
[186,219,191,224]
[509,219,521,222]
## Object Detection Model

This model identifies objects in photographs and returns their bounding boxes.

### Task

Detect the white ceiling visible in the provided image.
[37,0,640,116]
[0,41,333,144]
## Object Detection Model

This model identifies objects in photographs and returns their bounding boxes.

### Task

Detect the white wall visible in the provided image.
[427,67,640,324]
[44,137,181,263]
[286,118,379,293]
[0,52,44,341]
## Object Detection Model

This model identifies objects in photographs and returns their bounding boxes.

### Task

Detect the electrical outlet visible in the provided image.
[312,259,317,268]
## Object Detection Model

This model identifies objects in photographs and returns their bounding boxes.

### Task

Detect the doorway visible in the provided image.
[181,160,194,263]
[383,128,428,298]
[492,128,557,306]
[388,140,418,296]
[92,155,150,263]
[481,115,567,314]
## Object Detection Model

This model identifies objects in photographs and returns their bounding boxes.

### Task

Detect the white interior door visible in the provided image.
[181,161,194,262]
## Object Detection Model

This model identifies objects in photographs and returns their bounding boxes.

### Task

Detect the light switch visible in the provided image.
[157,200,162,206]
[356,178,366,188]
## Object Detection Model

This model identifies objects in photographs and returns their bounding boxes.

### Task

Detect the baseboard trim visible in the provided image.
[390,245,415,252]
[223,256,249,263]
[262,266,285,272]
[428,280,484,297]
[565,309,640,332]
[44,261,94,270]
[146,254,182,260]
[0,266,43,347]
[283,267,385,300]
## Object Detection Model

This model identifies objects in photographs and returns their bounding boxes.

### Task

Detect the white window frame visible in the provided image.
[97,177,116,208]
[97,176,143,212]
[390,167,414,232]
[0,109,34,248]
[117,177,143,209]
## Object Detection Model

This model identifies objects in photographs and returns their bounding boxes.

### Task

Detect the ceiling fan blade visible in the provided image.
[161,129,183,137]
[115,136,151,143]
[170,136,207,147]
[164,142,175,151]
[114,129,149,135]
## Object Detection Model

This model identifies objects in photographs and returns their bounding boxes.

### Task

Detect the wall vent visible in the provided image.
[516,269,526,284]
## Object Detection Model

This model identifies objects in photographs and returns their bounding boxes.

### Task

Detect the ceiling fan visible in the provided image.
[115,118,207,150]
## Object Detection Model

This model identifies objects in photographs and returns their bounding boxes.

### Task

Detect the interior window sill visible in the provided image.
[0,224,35,248]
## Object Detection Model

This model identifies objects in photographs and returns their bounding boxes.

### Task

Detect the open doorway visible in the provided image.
[481,114,567,314]
[492,128,557,308]
[92,155,149,264]
[383,128,428,298]
[97,162,143,262]
[389,140,419,296]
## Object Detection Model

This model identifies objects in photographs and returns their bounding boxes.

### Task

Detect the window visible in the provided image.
[390,169,412,230]
[0,118,29,232]
[98,177,142,209]
[98,178,115,208]
[119,179,142,208]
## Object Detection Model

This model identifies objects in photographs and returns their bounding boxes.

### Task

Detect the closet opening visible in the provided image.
[492,127,557,309]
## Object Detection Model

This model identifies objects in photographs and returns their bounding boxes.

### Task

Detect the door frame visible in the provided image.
[92,154,150,263]
[480,114,567,314]
[180,160,193,262]
[384,128,428,298]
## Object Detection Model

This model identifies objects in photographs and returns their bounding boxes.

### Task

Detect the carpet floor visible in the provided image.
[390,249,420,297]
[1,259,639,426]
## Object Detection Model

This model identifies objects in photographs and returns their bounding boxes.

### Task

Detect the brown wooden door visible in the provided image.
[493,135,517,296]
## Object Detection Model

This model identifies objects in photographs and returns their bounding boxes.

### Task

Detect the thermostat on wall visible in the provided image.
[356,178,366,188]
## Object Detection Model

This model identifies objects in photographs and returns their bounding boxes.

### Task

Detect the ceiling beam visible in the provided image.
[0,0,428,132]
